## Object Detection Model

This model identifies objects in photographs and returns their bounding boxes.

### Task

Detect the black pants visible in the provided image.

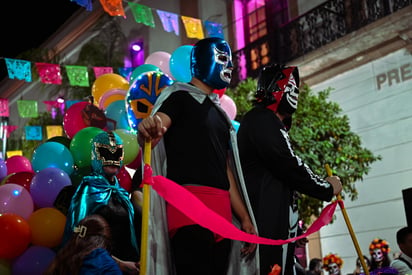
[171,224,232,275]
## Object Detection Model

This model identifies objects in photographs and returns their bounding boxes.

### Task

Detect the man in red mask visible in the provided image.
[237,64,343,275]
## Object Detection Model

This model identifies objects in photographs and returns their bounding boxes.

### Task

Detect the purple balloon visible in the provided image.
[12,245,55,275]
[0,158,7,181]
[30,167,72,208]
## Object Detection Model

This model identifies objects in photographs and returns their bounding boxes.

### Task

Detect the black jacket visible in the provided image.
[237,106,334,275]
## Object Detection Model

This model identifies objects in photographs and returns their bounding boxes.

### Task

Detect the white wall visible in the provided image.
[311,48,412,274]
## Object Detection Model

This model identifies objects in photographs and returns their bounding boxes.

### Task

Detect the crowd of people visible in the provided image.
[44,36,411,275]
[317,229,412,275]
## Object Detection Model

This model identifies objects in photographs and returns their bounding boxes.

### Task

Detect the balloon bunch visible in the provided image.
[0,42,242,273]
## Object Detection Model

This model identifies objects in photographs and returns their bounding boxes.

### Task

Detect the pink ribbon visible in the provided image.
[145,164,337,245]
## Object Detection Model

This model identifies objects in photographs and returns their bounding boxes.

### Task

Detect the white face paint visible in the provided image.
[284,74,299,110]
[328,263,340,275]
[372,248,384,262]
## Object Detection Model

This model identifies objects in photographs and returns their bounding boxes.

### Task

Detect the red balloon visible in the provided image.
[0,213,31,260]
[213,88,226,98]
[63,101,90,139]
[5,156,33,175]
[4,171,35,191]
[125,148,142,170]
[116,166,132,193]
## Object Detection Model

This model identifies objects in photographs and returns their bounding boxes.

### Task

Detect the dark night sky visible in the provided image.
[0,0,81,80]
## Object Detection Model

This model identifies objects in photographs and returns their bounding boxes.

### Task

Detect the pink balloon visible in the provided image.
[98,88,127,110]
[0,183,34,220]
[63,101,89,139]
[5,156,33,174]
[220,94,237,120]
[145,51,172,78]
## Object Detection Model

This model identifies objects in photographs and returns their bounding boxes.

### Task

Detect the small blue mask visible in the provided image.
[91,131,124,175]
[191,37,233,89]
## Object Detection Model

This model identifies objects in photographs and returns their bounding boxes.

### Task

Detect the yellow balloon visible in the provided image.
[91,74,129,106]
[28,207,66,248]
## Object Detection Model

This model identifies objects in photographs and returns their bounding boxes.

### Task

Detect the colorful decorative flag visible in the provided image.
[17,100,38,118]
[3,125,18,138]
[156,10,179,35]
[35,63,62,85]
[128,2,155,28]
[181,16,204,39]
[204,21,224,39]
[0,99,9,117]
[99,0,125,17]
[6,150,23,158]
[118,67,134,81]
[5,58,32,82]
[25,126,42,140]
[66,65,90,87]
[72,0,93,11]
[46,125,63,139]
[93,66,113,78]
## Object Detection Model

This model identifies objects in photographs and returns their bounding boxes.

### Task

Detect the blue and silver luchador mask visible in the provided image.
[91,131,124,175]
[191,37,233,89]
[126,71,173,133]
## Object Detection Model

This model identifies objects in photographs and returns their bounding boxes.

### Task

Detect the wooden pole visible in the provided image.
[324,164,370,275]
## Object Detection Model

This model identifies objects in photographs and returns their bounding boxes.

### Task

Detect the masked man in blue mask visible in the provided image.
[138,37,258,275]
[63,131,141,274]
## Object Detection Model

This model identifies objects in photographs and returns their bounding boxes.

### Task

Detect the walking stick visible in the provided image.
[140,139,152,275]
[325,164,370,275]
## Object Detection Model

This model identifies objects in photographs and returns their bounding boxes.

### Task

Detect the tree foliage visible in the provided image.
[226,79,382,225]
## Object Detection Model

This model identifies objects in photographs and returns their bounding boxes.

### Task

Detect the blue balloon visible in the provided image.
[0,158,7,182]
[169,45,193,82]
[126,71,173,132]
[31,141,74,175]
[30,167,72,208]
[12,245,55,275]
[104,100,130,131]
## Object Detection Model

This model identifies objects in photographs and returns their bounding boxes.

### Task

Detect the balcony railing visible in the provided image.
[231,0,412,86]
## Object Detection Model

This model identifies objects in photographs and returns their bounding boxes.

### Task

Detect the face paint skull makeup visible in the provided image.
[328,263,340,275]
[323,253,343,275]
[191,37,233,89]
[369,238,390,264]
[372,248,384,262]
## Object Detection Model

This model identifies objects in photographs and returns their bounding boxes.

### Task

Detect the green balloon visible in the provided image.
[130,64,160,85]
[114,129,139,165]
[69,127,104,169]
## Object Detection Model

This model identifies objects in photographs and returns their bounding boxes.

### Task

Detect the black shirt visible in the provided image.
[159,91,231,190]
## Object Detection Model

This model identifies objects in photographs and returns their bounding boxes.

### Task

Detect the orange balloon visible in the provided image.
[28,207,66,248]
[0,213,31,260]
[91,74,129,107]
